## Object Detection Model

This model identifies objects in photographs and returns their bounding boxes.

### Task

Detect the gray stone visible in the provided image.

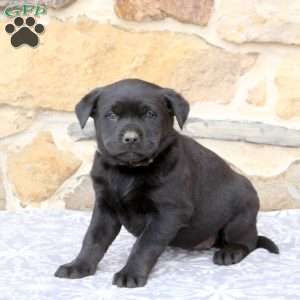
[68,120,96,141]
[68,118,300,148]
[185,118,300,148]
[43,0,77,9]
[0,105,35,139]
[0,1,9,8]
[64,176,95,210]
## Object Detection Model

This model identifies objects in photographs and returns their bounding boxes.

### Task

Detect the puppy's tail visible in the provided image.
[256,236,279,254]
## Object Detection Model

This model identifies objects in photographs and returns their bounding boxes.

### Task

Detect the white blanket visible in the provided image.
[0,210,299,300]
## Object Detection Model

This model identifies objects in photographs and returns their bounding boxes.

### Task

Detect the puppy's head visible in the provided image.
[75,79,189,167]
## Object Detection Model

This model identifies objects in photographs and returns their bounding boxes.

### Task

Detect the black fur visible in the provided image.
[55,79,279,288]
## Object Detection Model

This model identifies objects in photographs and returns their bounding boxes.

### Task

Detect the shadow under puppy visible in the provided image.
[55,79,279,288]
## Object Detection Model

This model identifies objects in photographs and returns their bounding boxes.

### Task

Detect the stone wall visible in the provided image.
[0,0,300,211]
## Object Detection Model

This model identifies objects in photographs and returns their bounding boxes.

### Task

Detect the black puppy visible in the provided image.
[55,79,279,288]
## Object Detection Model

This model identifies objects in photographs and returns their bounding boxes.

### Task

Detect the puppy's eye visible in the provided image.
[105,111,118,120]
[145,110,157,119]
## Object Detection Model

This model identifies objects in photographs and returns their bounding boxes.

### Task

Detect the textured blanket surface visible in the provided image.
[0,210,299,300]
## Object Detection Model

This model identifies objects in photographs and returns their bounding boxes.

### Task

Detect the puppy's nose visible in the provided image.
[122,130,140,144]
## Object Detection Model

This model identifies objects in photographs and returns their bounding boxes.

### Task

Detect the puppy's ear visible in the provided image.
[163,89,190,129]
[75,88,102,129]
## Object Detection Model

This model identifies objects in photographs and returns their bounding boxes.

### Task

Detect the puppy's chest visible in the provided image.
[109,172,142,201]
[107,172,157,235]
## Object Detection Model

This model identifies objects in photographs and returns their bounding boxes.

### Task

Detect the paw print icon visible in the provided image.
[5,17,45,48]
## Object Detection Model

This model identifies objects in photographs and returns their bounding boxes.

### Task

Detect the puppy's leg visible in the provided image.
[113,211,184,288]
[55,200,121,279]
[213,210,258,266]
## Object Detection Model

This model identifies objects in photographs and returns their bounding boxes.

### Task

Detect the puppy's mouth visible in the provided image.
[114,152,154,167]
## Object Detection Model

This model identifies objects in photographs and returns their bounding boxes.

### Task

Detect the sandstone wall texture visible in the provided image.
[0,0,300,211]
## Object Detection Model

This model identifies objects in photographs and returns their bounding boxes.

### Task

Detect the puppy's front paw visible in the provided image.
[55,261,96,279]
[112,268,147,288]
[213,245,249,266]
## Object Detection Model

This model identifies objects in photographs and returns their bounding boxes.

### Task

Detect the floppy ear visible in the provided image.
[162,88,190,129]
[75,88,102,129]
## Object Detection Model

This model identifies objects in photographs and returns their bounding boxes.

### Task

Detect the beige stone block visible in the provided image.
[251,160,300,211]
[7,131,81,205]
[276,56,300,119]
[0,19,256,110]
[217,0,300,45]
